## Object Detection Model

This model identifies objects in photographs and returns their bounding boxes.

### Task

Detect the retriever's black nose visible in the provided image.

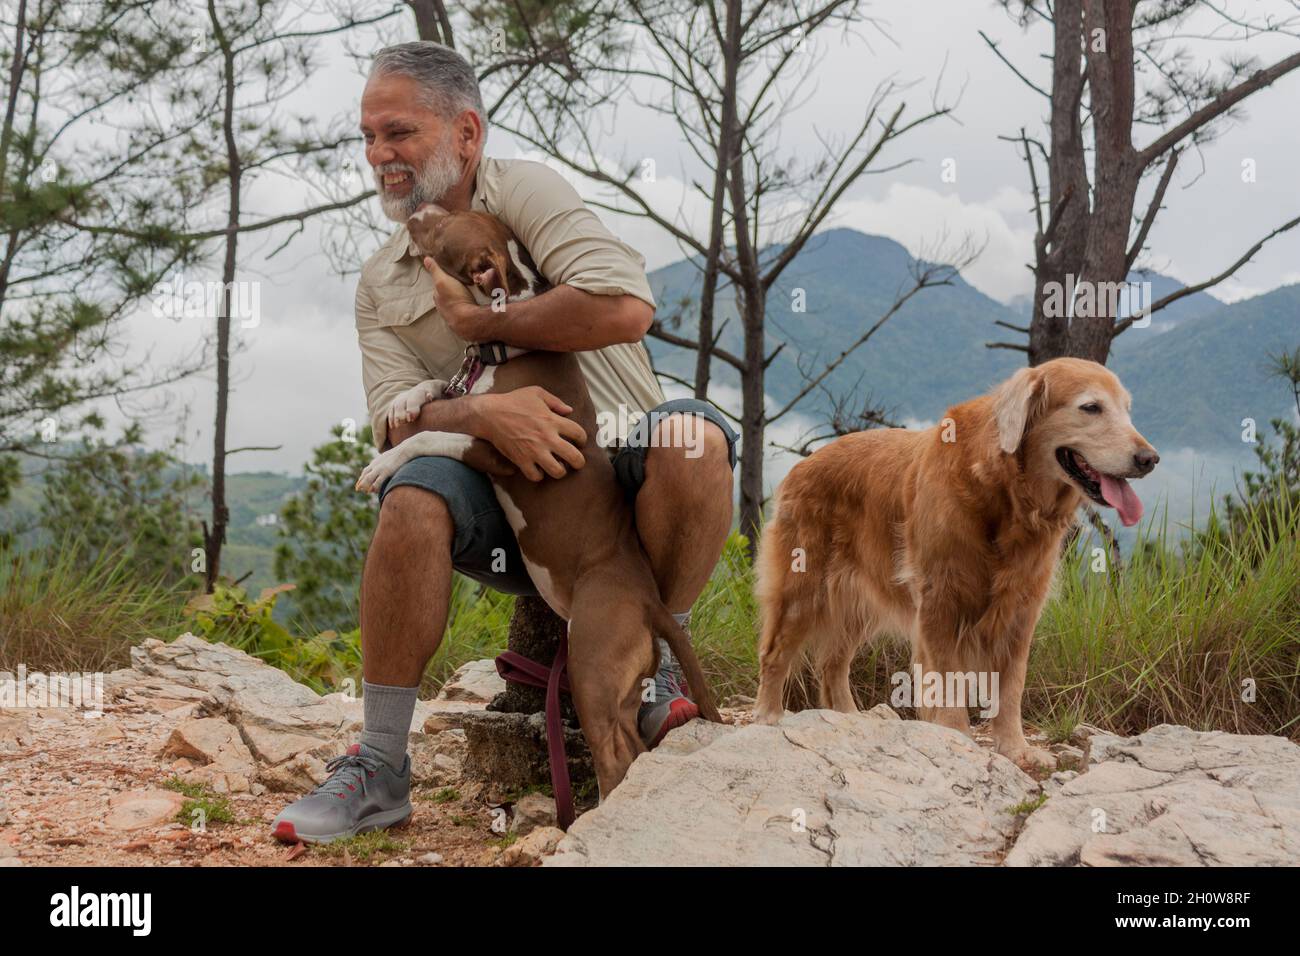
[1133,448,1159,475]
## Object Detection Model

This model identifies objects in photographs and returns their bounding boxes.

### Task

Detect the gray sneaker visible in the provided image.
[271,744,412,844]
[637,638,699,748]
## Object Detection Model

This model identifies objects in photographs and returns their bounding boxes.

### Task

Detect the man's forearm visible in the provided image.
[385,393,490,450]
[474,286,652,352]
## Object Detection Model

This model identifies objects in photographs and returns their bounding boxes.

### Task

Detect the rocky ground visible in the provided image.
[2,634,1297,867]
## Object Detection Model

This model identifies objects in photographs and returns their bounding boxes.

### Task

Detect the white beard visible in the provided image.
[376,131,463,223]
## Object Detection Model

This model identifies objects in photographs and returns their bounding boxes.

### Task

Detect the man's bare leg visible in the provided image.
[635,416,734,613]
[271,485,450,843]
[360,486,456,685]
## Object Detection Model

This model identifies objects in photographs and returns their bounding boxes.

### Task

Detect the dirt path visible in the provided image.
[0,698,532,867]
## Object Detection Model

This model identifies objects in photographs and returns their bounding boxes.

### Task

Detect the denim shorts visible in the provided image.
[378,397,738,596]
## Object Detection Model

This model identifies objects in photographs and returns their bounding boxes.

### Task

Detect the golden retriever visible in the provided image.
[754,358,1158,769]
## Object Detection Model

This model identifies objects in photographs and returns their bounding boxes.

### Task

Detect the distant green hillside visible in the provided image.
[0,463,305,600]
[211,471,308,597]
[1112,284,1300,451]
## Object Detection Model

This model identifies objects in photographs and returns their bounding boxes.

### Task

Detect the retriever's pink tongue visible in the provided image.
[1098,473,1143,527]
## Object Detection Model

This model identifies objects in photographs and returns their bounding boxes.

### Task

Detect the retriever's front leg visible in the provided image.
[913,595,973,738]
[973,557,1059,771]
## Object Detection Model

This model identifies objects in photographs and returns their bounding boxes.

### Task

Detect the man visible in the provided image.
[272,41,736,844]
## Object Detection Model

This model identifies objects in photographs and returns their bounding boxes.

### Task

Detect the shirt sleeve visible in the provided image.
[495,161,657,310]
[355,279,448,451]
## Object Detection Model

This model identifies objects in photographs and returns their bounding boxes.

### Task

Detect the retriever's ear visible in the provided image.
[992,366,1048,454]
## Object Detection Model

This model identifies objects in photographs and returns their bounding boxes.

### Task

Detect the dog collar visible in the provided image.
[443,342,526,397]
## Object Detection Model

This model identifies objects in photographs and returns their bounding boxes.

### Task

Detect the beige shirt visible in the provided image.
[356,156,665,452]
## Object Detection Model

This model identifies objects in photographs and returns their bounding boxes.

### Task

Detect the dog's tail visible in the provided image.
[648,600,722,723]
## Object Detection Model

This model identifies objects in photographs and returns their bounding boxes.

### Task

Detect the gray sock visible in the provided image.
[666,610,693,684]
[360,680,418,770]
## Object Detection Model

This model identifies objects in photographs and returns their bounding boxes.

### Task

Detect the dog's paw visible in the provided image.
[1000,744,1057,772]
[387,382,436,428]
[752,707,785,726]
[356,450,401,494]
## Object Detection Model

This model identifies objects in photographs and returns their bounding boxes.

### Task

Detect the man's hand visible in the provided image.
[424,255,489,341]
[477,387,587,481]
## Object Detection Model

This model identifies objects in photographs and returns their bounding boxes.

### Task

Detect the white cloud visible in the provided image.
[826,183,1036,304]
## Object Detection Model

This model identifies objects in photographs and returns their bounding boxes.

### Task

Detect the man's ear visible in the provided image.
[992,365,1048,454]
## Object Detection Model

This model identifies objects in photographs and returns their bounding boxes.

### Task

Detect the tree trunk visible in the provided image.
[488,595,574,719]
[722,6,766,552]
[1068,0,1138,366]
[694,0,741,399]
[205,2,239,593]
[737,286,765,550]
[1028,0,1089,367]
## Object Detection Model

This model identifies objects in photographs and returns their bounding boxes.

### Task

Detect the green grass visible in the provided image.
[420,573,514,697]
[315,830,408,861]
[419,786,460,804]
[1005,794,1049,816]
[1026,494,1300,739]
[0,539,186,672]
[161,776,209,798]
[7,484,1295,745]
[163,777,238,826]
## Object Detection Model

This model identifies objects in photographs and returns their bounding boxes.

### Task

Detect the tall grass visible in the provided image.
[7,495,1295,740]
[1029,492,1300,740]
[0,539,186,673]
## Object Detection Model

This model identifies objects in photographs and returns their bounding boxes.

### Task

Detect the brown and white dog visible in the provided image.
[356,204,720,797]
[753,359,1158,769]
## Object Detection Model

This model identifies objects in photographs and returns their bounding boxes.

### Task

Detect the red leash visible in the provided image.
[493,628,575,830]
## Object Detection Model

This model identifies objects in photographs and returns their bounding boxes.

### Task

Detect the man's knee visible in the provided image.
[649,415,732,471]
[375,485,454,551]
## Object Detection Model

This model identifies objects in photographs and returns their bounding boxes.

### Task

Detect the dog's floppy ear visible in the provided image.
[992,365,1048,454]
[470,247,513,299]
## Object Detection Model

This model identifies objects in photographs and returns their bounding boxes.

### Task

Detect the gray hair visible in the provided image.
[371,41,488,144]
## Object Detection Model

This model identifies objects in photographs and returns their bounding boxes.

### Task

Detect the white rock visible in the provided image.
[1006,725,1300,867]
[547,709,1038,867]
[436,659,506,704]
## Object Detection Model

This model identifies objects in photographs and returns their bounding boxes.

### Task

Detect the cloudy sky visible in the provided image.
[92,0,1300,495]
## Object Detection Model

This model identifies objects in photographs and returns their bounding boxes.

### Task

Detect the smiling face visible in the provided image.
[994,358,1160,527]
[359,72,482,222]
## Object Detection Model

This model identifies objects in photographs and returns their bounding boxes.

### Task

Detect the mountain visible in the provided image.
[1112,284,1300,451]
[645,228,1298,453]
[646,229,1023,426]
